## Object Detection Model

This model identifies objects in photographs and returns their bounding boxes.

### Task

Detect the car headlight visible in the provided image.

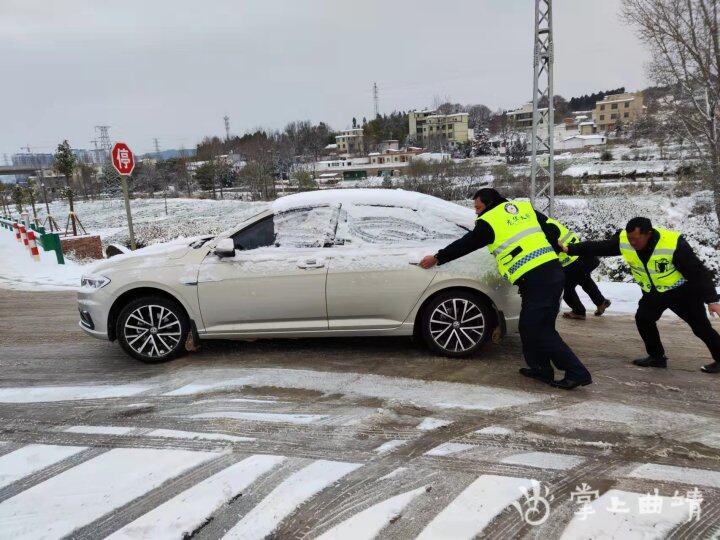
[81,275,111,289]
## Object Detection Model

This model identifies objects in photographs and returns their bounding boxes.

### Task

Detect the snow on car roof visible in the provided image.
[272,189,475,227]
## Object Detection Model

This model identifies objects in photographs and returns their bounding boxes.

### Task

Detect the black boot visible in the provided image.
[519,368,554,385]
[552,377,592,390]
[633,355,667,368]
[595,299,612,316]
[701,362,720,374]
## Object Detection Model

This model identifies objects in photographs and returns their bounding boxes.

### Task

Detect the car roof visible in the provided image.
[272,188,475,227]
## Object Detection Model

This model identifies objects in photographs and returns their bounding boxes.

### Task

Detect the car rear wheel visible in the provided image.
[421,291,493,358]
[116,296,189,363]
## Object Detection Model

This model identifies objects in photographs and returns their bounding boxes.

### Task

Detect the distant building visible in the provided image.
[12,153,54,168]
[304,147,423,183]
[506,102,549,131]
[559,134,607,150]
[335,128,365,156]
[408,110,470,148]
[593,92,644,133]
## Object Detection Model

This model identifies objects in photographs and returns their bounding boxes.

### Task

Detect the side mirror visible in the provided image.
[213,238,235,258]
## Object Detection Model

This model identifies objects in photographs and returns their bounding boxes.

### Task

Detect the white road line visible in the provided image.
[191,412,329,425]
[64,426,137,436]
[223,459,361,539]
[107,454,285,540]
[628,463,720,489]
[425,443,476,457]
[0,385,152,403]
[560,489,689,539]
[500,452,585,471]
[416,475,534,540]
[144,429,255,443]
[374,440,406,454]
[0,444,86,489]
[0,448,219,539]
[316,486,427,540]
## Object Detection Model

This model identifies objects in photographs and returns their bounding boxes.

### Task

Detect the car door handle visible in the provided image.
[297,259,325,269]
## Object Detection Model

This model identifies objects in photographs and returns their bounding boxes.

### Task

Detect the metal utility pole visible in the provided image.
[224,115,230,141]
[530,0,555,216]
[372,82,379,118]
[95,126,112,160]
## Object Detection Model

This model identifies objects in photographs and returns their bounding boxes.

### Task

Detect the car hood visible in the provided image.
[89,236,210,273]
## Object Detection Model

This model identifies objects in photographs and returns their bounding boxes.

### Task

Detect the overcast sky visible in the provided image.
[1,0,648,158]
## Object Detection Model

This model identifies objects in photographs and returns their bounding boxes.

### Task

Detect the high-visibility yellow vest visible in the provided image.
[619,228,686,293]
[546,218,580,267]
[478,200,558,284]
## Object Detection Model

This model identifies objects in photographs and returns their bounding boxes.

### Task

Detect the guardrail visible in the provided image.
[1,215,65,264]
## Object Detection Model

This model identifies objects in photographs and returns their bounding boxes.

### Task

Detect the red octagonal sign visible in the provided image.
[111,142,135,175]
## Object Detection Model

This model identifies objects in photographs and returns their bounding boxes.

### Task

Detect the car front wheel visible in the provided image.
[421,291,494,358]
[116,296,189,363]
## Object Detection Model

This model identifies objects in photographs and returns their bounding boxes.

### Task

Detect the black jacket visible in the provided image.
[435,202,557,265]
[567,230,719,303]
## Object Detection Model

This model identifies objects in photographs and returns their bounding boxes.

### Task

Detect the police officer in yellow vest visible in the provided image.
[563,217,720,373]
[545,218,611,320]
[420,188,593,389]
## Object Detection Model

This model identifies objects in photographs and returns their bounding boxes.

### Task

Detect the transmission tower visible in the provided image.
[530,0,555,216]
[153,138,162,160]
[95,125,112,161]
[372,82,379,118]
[223,115,230,141]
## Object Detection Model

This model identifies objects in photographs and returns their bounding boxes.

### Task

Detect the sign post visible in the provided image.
[111,142,136,250]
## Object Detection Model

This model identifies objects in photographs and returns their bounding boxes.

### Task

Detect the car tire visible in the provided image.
[116,296,189,363]
[421,290,494,358]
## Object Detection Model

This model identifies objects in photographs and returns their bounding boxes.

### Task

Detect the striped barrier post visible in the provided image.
[13,222,21,242]
[27,230,40,262]
[19,224,28,247]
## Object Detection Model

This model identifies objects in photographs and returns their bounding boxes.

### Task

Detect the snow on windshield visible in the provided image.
[335,204,466,246]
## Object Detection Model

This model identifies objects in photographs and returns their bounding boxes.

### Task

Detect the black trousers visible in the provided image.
[635,286,720,362]
[563,258,606,316]
[517,261,591,380]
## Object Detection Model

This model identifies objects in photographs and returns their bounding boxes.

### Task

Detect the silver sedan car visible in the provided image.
[78,189,520,362]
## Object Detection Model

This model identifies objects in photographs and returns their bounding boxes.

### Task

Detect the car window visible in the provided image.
[333,204,465,246]
[231,206,335,251]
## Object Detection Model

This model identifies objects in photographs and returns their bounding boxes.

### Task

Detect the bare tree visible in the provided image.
[622,0,719,224]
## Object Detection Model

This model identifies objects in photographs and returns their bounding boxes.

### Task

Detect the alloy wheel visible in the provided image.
[123,304,182,358]
[429,298,486,353]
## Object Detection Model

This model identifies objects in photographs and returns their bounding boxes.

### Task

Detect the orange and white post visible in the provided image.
[27,230,40,261]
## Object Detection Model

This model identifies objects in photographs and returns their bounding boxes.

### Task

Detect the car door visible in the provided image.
[325,203,467,330]
[197,206,336,335]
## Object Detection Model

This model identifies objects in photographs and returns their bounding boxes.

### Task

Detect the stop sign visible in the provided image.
[111,142,135,175]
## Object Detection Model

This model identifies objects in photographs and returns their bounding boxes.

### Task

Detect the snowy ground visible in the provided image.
[1,288,719,539]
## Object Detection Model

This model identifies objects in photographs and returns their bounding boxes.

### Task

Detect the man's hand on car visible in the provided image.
[420,255,438,269]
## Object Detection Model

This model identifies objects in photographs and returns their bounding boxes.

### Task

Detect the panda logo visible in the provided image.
[504,203,519,215]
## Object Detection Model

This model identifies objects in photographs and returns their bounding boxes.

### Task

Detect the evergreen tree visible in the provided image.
[54,140,78,234]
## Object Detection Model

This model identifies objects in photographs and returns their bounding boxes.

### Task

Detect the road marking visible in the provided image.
[425,443,476,457]
[475,426,514,436]
[560,489,688,539]
[0,444,86,489]
[374,440,406,454]
[191,411,329,425]
[165,367,544,411]
[628,463,720,489]
[416,475,534,540]
[417,417,452,431]
[500,452,584,470]
[223,459,361,539]
[316,486,427,540]
[145,428,255,443]
[0,448,219,539]
[64,425,137,436]
[0,385,151,403]
[107,455,285,540]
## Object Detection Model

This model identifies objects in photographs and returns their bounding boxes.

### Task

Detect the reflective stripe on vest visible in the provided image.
[479,200,558,284]
[619,228,686,293]
[546,217,580,267]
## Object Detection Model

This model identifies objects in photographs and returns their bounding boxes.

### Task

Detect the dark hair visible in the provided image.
[626,217,653,234]
[472,188,506,207]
